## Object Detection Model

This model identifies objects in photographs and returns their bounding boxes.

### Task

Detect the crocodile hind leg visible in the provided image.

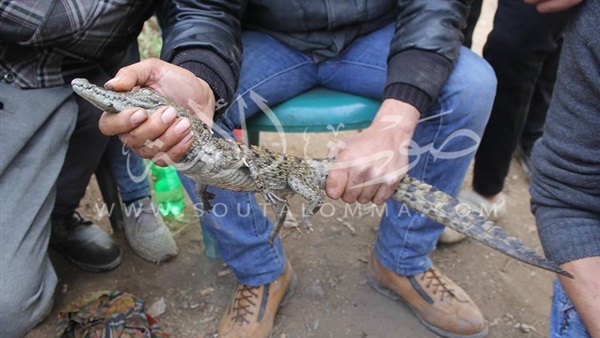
[241,154,288,206]
[288,174,326,232]
[268,202,289,244]
[194,183,215,212]
[241,154,290,243]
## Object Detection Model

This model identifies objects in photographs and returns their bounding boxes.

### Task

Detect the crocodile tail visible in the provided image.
[393,176,573,279]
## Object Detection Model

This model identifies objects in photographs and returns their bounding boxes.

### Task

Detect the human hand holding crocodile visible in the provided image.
[98,58,214,164]
[327,99,419,205]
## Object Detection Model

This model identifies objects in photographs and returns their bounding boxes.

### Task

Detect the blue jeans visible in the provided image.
[550,279,591,338]
[202,23,496,285]
[106,137,152,204]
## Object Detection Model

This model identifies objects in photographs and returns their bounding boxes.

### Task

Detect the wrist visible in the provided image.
[370,99,419,134]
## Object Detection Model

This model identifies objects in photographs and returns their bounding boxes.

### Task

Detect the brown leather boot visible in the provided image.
[367,253,488,338]
[218,261,297,338]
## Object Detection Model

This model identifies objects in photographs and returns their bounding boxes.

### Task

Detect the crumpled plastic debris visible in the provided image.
[56,290,170,338]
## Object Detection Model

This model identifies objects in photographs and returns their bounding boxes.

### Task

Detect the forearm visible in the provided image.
[558,256,600,337]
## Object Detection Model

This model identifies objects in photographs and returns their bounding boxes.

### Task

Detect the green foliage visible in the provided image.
[138,17,162,60]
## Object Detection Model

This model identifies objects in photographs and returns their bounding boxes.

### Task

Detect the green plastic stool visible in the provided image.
[199,87,379,258]
[244,87,380,145]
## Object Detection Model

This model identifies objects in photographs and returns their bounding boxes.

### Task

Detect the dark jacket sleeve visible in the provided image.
[157,0,245,113]
[385,0,469,114]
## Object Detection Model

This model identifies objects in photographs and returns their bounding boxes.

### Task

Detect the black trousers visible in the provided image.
[52,76,111,216]
[464,0,570,196]
[53,47,139,216]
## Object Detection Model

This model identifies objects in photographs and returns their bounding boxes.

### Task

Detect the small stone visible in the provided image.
[147,297,166,318]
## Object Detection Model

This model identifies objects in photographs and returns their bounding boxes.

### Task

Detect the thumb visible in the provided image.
[104,58,162,91]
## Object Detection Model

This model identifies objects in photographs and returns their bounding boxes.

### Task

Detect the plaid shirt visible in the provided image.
[0,0,155,88]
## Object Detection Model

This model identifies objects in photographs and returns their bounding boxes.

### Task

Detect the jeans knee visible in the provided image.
[442,47,497,133]
[459,48,497,106]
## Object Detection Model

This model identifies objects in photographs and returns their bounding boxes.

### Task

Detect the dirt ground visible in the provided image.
[27,1,558,337]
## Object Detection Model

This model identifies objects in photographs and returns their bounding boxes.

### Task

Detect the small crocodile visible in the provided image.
[71,78,572,278]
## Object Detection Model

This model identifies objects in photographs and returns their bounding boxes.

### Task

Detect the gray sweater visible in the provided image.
[530,0,600,265]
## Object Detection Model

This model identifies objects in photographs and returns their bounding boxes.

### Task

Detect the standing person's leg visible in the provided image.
[463,0,484,48]
[0,83,77,337]
[210,31,318,338]
[107,138,152,204]
[106,137,179,263]
[471,0,569,199]
[516,42,562,177]
[320,23,496,338]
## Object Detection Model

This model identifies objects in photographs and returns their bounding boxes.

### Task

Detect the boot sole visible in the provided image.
[280,273,298,307]
[57,248,123,273]
[366,273,489,338]
[266,273,298,338]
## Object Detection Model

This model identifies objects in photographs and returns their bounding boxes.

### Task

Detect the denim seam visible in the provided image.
[248,193,283,270]
[229,61,316,112]
[220,61,316,131]
[394,98,445,274]
[318,60,386,87]
[337,60,386,71]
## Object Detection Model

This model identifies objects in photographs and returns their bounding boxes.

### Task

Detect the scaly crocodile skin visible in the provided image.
[71,78,572,278]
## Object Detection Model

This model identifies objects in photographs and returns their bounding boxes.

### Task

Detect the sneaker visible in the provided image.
[218,260,297,338]
[51,212,122,272]
[366,253,488,338]
[123,197,178,263]
[438,188,507,244]
[457,188,506,222]
[438,227,469,244]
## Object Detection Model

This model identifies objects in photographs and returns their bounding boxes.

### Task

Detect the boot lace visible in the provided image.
[231,284,261,324]
[421,268,456,302]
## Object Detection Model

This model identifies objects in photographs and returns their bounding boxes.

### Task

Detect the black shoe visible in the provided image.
[50,212,122,272]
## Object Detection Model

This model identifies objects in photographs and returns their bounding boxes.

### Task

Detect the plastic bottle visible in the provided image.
[148,162,186,217]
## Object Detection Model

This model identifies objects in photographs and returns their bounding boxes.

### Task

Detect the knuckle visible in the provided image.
[98,115,117,136]
[342,192,356,204]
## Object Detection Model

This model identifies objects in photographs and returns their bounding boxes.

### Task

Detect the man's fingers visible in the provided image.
[372,179,398,205]
[537,0,581,12]
[152,132,195,166]
[524,0,582,12]
[98,108,148,136]
[341,177,362,204]
[123,108,191,152]
[115,106,171,148]
[133,114,193,160]
[325,167,348,200]
[357,182,378,205]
